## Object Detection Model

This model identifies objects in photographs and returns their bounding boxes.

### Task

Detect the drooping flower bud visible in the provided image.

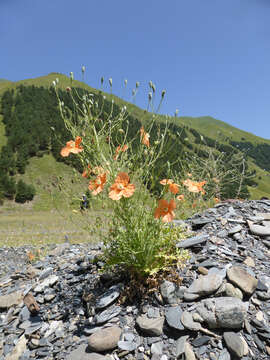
[161,90,166,98]
[109,78,113,87]
[149,81,153,90]
[151,83,156,93]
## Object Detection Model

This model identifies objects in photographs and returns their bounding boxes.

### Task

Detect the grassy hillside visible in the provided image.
[0,72,269,201]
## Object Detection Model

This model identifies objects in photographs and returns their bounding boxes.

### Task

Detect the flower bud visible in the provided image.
[124,79,128,86]
[132,89,136,96]
[118,128,124,133]
[161,90,166,98]
[82,65,86,73]
[101,76,104,85]
[175,109,179,116]
[151,83,156,93]
[109,78,113,87]
[136,81,140,88]
[70,72,74,81]
[148,92,152,101]
[66,87,71,92]
[52,81,56,87]
[149,81,153,89]
[56,78,59,84]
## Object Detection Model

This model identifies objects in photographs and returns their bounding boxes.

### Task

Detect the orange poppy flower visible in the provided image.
[113,144,128,160]
[187,173,192,177]
[82,164,91,178]
[182,179,206,195]
[60,136,83,157]
[214,197,220,203]
[154,199,176,223]
[92,166,107,175]
[160,179,179,194]
[140,126,150,147]
[88,173,107,195]
[109,172,135,200]
[177,194,185,201]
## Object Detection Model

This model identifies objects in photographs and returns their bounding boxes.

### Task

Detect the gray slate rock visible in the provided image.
[66,344,110,360]
[196,297,247,329]
[223,332,249,358]
[88,326,122,352]
[136,315,164,336]
[177,234,209,248]
[165,306,184,331]
[175,335,189,358]
[95,284,121,309]
[185,274,223,297]
[227,266,258,296]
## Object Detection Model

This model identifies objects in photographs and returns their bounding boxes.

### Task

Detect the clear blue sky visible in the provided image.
[1,0,270,139]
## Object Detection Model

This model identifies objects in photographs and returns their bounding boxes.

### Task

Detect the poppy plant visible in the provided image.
[82,164,91,178]
[160,179,179,195]
[60,136,83,157]
[109,172,135,200]
[113,144,128,160]
[154,199,176,223]
[176,194,185,201]
[88,173,107,195]
[182,179,206,195]
[140,126,150,148]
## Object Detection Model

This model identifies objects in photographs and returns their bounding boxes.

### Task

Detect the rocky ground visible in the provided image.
[1,199,270,359]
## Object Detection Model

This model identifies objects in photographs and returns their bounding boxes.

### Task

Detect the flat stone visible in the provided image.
[95,284,121,309]
[228,225,242,235]
[177,234,209,248]
[181,311,201,331]
[88,326,122,352]
[192,336,210,347]
[0,291,22,309]
[151,341,163,355]
[165,306,184,330]
[5,335,27,360]
[223,332,249,358]
[94,305,122,324]
[196,297,246,329]
[185,274,223,297]
[247,220,270,236]
[227,266,258,295]
[185,342,196,360]
[225,283,243,300]
[66,344,109,360]
[243,257,255,268]
[118,340,137,351]
[175,335,189,358]
[136,315,164,336]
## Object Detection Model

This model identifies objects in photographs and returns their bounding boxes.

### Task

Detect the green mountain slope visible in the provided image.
[0,72,269,203]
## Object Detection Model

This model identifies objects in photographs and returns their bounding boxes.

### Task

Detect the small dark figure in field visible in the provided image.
[80,194,89,211]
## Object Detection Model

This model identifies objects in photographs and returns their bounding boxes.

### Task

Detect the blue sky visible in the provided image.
[1,0,270,139]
